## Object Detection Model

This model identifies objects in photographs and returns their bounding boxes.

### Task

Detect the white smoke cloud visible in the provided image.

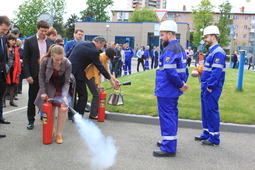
[74,114,118,170]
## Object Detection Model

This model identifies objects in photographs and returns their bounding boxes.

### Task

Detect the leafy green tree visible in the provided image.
[216,1,233,48]
[14,0,48,36]
[14,0,66,37]
[47,0,66,36]
[80,0,113,21]
[128,7,158,22]
[191,0,215,46]
[64,14,80,40]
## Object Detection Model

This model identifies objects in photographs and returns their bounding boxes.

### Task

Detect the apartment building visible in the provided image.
[130,0,166,9]
[112,6,255,51]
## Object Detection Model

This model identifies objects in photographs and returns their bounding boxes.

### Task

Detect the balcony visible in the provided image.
[250,28,255,33]
[249,37,255,42]
[251,20,255,25]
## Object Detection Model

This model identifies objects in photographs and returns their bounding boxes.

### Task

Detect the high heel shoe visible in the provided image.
[10,102,18,107]
[56,134,63,144]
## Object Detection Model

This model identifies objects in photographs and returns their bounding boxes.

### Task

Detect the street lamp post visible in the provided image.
[200,28,204,53]
[106,24,110,42]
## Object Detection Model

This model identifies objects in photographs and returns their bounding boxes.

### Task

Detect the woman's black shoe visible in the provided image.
[89,116,98,120]
[10,102,18,107]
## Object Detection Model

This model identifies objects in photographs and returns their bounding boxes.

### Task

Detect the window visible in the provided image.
[115,36,135,49]
[244,25,248,29]
[235,25,239,29]
[185,14,189,19]
[235,16,240,20]
[243,34,247,38]
[245,16,249,20]
[85,35,98,41]
[230,15,234,20]
[177,14,182,19]
[117,12,129,22]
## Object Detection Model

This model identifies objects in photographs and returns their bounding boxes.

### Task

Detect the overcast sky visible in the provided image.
[0,0,255,22]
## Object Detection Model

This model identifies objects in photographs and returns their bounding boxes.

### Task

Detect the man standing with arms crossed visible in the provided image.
[0,16,11,138]
[153,20,189,157]
[195,25,226,146]
[23,20,54,130]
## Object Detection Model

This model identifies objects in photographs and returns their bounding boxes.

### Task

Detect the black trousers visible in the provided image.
[74,79,87,116]
[0,73,6,119]
[27,79,39,124]
[87,77,99,117]
[137,58,144,72]
[187,58,192,67]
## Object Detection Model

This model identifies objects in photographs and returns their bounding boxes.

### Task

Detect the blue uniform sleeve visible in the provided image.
[163,50,184,89]
[64,42,70,53]
[207,52,226,89]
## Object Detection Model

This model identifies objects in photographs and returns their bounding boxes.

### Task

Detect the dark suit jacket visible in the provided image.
[68,41,111,81]
[0,35,8,77]
[22,35,54,79]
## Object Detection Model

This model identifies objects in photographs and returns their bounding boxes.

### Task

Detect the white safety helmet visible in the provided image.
[203,25,220,36]
[159,20,178,33]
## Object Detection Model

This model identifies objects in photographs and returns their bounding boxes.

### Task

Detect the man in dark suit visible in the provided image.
[0,16,11,138]
[150,46,159,69]
[23,20,54,130]
[68,36,117,117]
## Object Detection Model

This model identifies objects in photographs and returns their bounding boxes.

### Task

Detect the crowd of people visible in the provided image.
[1,16,227,158]
[1,16,153,143]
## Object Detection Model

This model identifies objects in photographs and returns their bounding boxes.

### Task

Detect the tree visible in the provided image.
[13,0,66,37]
[13,0,48,36]
[128,7,158,22]
[47,0,66,36]
[191,0,215,46]
[216,1,233,48]
[80,0,114,21]
[64,14,80,40]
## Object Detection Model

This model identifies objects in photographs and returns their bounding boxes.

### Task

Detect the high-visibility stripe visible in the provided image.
[203,67,212,71]
[182,59,187,63]
[212,64,224,69]
[176,68,186,73]
[203,128,209,132]
[203,67,226,72]
[157,67,164,70]
[209,132,219,135]
[164,64,176,69]
[162,135,177,140]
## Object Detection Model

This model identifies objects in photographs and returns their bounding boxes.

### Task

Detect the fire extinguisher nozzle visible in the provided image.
[68,106,79,115]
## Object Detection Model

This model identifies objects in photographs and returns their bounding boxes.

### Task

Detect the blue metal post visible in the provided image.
[237,50,245,91]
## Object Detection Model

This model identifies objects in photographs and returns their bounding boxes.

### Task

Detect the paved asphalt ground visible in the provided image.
[0,59,255,170]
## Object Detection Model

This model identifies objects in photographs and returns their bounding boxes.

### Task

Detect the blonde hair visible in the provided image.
[40,44,65,63]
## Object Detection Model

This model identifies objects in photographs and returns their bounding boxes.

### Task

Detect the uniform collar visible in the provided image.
[209,44,220,53]
[166,39,178,47]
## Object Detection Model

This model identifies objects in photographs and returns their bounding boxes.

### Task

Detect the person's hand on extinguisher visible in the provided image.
[63,96,69,106]
[114,79,121,90]
[109,78,117,90]
[41,93,48,100]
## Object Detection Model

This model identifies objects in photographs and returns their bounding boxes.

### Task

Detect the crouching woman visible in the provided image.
[35,45,72,144]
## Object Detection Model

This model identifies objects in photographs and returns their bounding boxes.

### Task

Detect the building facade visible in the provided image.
[112,6,255,51]
[129,0,166,9]
[75,21,190,50]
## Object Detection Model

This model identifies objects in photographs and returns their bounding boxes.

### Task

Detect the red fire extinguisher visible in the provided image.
[42,97,53,144]
[98,88,106,122]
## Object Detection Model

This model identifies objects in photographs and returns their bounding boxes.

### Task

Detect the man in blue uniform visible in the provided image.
[123,43,134,75]
[153,20,189,157]
[195,25,226,146]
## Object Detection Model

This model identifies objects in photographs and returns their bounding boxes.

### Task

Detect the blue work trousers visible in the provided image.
[157,97,179,153]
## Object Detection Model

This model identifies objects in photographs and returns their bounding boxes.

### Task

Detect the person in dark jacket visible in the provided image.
[68,36,117,117]
[23,20,54,130]
[0,16,11,137]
